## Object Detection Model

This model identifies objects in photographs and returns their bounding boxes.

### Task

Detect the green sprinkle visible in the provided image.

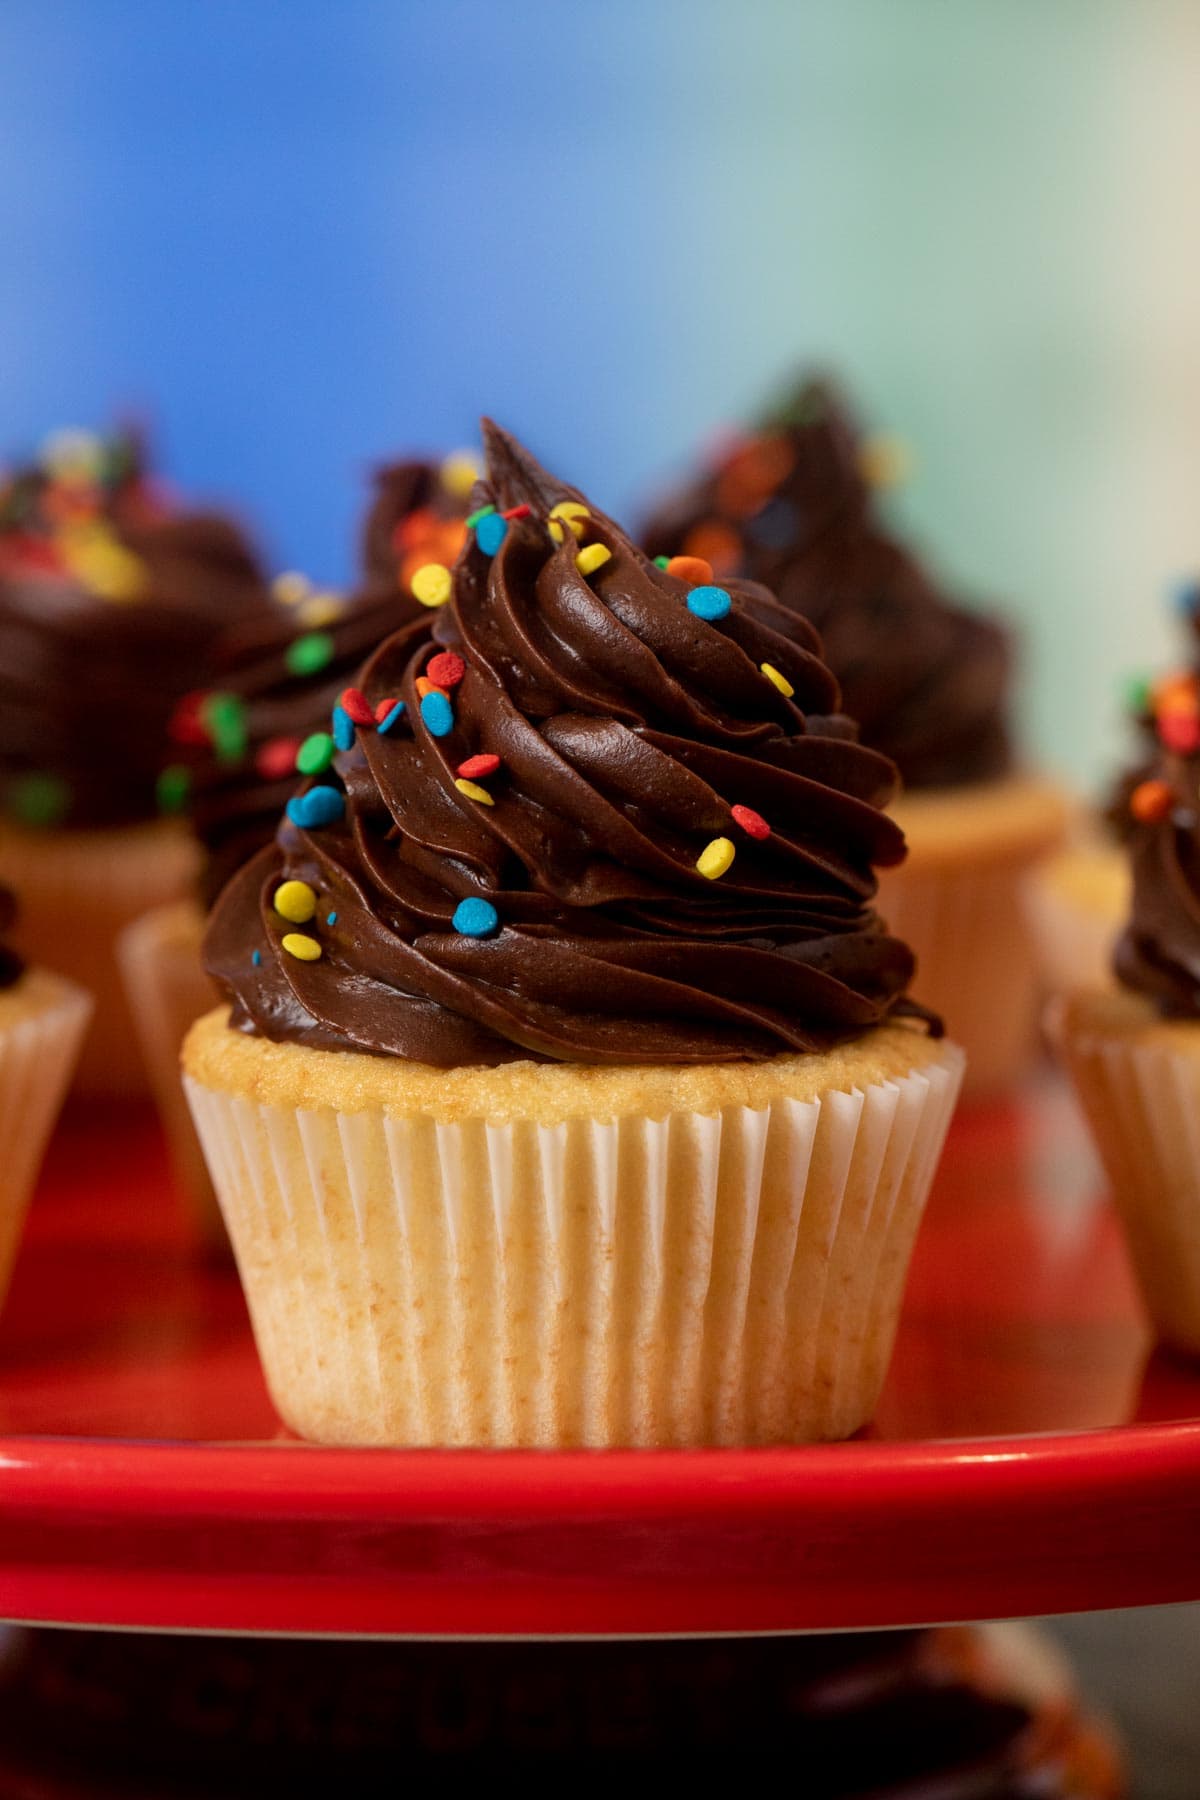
[285,630,335,677]
[156,764,191,815]
[200,691,248,766]
[1123,672,1152,717]
[8,772,70,827]
[653,555,670,569]
[464,503,497,529]
[296,731,335,776]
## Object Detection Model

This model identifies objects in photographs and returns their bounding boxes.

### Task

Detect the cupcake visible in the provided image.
[118,457,470,1243]
[184,421,964,1449]
[1052,660,1200,1354]
[0,883,92,1310]
[642,376,1069,1094]
[0,427,269,1094]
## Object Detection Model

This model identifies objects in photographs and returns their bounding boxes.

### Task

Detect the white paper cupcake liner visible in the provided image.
[878,861,1042,1098]
[117,900,225,1251]
[0,821,199,1096]
[0,972,93,1307]
[185,1041,963,1448]
[1053,1007,1200,1353]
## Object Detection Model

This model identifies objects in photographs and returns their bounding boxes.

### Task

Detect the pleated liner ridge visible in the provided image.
[0,977,92,1304]
[1056,1020,1200,1356]
[186,1041,963,1448]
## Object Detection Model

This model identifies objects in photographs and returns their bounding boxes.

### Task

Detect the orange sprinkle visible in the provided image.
[682,521,742,575]
[1153,671,1199,717]
[416,676,447,700]
[1130,779,1174,823]
[715,434,796,516]
[665,554,713,584]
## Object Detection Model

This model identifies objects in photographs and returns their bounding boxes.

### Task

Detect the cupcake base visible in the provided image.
[0,819,199,1097]
[1027,836,1127,998]
[117,899,225,1252]
[184,1010,963,1449]
[0,969,92,1310]
[1051,988,1200,1355]
[879,774,1070,1097]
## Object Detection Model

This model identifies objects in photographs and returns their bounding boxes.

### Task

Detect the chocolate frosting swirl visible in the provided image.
[1113,669,1200,1014]
[641,377,1013,791]
[0,884,22,990]
[183,579,425,909]
[206,423,931,1067]
[0,429,269,829]
[181,457,469,908]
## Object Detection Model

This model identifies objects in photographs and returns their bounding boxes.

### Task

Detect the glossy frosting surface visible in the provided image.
[641,377,1013,790]
[206,423,929,1066]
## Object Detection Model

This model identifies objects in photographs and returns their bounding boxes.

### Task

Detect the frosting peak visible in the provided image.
[206,424,931,1067]
[641,377,1013,791]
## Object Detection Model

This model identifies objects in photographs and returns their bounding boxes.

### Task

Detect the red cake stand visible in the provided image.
[0,1071,1196,1639]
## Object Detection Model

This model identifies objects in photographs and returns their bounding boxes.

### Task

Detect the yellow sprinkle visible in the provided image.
[272,570,311,605]
[576,543,612,578]
[281,932,322,962]
[760,662,795,699]
[696,837,736,880]
[549,500,590,540]
[273,879,317,924]
[859,433,913,490]
[411,562,453,607]
[440,449,481,499]
[62,533,147,601]
[298,592,342,628]
[455,777,495,806]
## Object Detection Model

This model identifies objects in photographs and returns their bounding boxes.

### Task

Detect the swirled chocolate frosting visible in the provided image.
[1113,667,1200,1013]
[206,422,932,1066]
[0,884,22,989]
[178,455,471,907]
[641,377,1013,791]
[0,429,269,829]
[178,576,426,910]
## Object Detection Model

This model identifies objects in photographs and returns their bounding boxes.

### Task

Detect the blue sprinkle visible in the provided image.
[452,897,500,938]
[476,512,508,557]
[420,690,454,738]
[686,584,732,622]
[332,705,355,752]
[1174,578,1200,617]
[376,700,406,735]
[252,949,262,967]
[326,911,338,926]
[286,785,345,829]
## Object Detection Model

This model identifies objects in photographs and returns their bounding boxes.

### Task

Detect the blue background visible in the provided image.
[3,0,1200,783]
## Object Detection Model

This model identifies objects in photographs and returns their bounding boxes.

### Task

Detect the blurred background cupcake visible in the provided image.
[118,452,473,1242]
[0,882,91,1310]
[1052,643,1200,1357]
[642,375,1069,1095]
[0,426,269,1094]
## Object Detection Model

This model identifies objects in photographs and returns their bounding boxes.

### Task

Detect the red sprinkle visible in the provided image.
[256,736,303,780]
[374,697,400,723]
[426,650,466,690]
[1160,712,1200,754]
[456,753,501,780]
[340,687,375,726]
[731,804,770,841]
[168,691,209,746]
[502,504,532,520]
